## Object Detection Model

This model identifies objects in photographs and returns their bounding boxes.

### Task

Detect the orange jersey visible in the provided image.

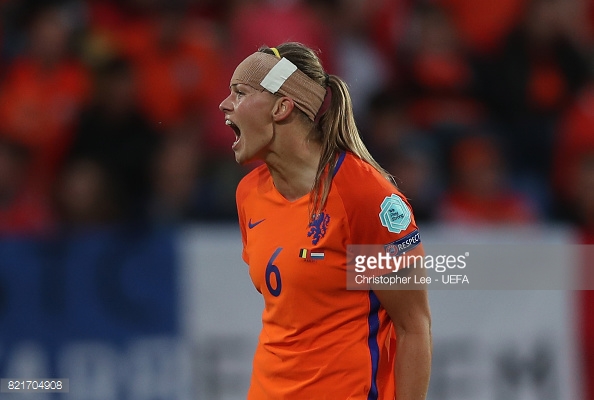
[236,152,421,400]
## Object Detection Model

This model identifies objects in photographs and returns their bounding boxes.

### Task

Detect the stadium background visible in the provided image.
[0,0,592,398]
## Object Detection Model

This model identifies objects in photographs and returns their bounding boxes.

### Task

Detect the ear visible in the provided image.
[272,97,295,122]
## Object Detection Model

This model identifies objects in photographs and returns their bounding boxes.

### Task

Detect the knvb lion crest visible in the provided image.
[308,212,330,245]
[379,194,411,233]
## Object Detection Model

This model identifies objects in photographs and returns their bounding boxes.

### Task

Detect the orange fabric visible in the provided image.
[440,136,536,224]
[229,2,334,69]
[0,58,90,187]
[438,0,527,53]
[552,84,594,200]
[236,152,420,399]
[438,190,535,224]
[407,96,485,129]
[527,62,567,111]
[0,188,53,235]
[412,52,471,90]
[369,0,410,57]
[116,18,225,129]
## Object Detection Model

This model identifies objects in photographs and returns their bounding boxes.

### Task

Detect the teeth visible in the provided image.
[225,119,240,140]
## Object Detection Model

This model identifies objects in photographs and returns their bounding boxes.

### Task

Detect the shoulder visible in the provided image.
[333,152,404,205]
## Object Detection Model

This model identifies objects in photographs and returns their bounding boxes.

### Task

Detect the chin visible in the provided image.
[234,151,250,165]
[236,151,263,166]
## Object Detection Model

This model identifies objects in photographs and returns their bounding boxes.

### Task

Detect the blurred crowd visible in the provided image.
[0,0,593,239]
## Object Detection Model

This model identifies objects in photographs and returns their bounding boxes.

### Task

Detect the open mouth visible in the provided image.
[225,119,241,145]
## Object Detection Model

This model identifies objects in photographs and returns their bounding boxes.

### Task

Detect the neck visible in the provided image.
[266,133,322,202]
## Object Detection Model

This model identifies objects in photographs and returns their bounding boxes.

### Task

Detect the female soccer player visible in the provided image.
[219,42,431,400]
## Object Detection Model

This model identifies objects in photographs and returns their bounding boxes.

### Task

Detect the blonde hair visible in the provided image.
[259,43,395,219]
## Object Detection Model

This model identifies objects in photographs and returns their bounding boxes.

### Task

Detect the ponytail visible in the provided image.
[310,74,394,219]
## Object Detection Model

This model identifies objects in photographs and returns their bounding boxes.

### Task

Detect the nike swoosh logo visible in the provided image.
[248,218,265,229]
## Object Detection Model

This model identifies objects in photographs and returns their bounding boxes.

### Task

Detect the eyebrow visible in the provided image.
[230,83,261,93]
[229,83,248,92]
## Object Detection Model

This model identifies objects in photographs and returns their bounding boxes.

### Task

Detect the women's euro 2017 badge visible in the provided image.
[379,194,411,233]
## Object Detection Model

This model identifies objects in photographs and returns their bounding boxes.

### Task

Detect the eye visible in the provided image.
[232,85,249,98]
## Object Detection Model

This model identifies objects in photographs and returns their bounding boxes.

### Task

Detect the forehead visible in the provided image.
[230,53,277,89]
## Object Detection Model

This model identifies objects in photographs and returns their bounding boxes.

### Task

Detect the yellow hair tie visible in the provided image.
[271,47,281,59]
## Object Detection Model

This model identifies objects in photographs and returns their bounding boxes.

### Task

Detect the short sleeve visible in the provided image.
[332,155,421,253]
[350,190,420,250]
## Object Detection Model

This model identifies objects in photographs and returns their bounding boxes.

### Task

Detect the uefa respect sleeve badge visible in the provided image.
[379,194,411,233]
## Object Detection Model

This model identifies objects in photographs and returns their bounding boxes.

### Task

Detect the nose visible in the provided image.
[219,93,232,113]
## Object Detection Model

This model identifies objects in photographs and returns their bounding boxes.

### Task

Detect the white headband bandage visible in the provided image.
[230,52,327,121]
[260,58,298,93]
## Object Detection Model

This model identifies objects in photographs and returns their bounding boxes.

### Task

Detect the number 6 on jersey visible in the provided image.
[265,248,283,296]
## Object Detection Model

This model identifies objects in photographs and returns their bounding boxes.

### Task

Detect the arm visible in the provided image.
[373,245,432,400]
